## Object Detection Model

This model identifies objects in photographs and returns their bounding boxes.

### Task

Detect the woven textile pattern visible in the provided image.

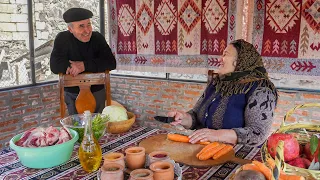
[109,0,240,73]
[252,0,320,77]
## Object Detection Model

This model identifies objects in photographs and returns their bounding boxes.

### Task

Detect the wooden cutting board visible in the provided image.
[139,134,252,167]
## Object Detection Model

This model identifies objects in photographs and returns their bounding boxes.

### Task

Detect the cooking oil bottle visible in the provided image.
[79,110,102,172]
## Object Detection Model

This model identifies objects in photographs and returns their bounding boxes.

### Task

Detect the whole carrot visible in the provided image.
[212,145,233,159]
[198,144,226,161]
[167,134,210,144]
[167,134,189,142]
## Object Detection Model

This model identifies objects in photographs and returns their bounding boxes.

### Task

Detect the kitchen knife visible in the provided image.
[154,116,195,136]
[154,116,175,123]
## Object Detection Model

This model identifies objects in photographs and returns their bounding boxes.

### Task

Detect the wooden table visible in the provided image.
[0,124,262,180]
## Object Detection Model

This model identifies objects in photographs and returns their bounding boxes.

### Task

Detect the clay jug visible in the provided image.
[149,161,174,180]
[125,146,146,170]
[148,151,170,165]
[103,152,125,168]
[100,163,124,180]
[130,169,154,180]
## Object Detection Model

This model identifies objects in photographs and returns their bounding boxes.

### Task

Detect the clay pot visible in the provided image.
[125,146,146,170]
[130,168,154,180]
[103,152,125,168]
[100,163,124,180]
[148,151,170,165]
[149,161,174,180]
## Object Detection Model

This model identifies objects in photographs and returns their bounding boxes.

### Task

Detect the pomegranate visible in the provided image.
[267,133,300,162]
[287,157,311,169]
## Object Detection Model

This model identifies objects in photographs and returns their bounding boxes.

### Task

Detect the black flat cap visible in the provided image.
[63,8,93,23]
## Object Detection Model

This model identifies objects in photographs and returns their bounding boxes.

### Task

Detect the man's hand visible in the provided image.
[69,60,85,76]
[66,67,71,74]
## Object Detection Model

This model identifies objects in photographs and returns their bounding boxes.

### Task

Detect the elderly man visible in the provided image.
[50,8,116,115]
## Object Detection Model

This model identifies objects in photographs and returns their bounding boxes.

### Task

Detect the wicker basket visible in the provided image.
[261,103,320,180]
[106,112,135,134]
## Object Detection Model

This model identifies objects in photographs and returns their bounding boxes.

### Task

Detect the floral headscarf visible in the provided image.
[213,39,278,100]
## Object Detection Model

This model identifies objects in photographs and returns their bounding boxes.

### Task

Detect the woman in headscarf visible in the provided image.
[168,39,278,147]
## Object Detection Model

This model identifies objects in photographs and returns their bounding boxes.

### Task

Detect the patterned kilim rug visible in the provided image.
[249,0,320,80]
[109,0,244,74]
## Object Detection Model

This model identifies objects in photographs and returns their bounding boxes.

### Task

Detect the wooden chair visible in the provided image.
[59,70,112,118]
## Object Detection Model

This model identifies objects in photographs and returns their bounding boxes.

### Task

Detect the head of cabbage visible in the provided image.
[102,105,128,122]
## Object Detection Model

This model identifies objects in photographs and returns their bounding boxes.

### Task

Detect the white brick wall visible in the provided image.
[0,4,17,13]
[0,0,10,3]
[35,21,45,29]
[0,32,13,40]
[34,3,43,11]
[36,30,41,38]
[12,32,28,40]
[10,14,27,22]
[0,22,16,31]
[35,12,39,21]
[0,13,11,22]
[17,22,28,31]
[15,0,27,4]
[21,4,27,13]
[41,31,49,39]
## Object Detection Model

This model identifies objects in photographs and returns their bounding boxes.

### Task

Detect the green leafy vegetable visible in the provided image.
[102,105,128,122]
[72,114,109,143]
[310,135,319,155]
[92,114,109,140]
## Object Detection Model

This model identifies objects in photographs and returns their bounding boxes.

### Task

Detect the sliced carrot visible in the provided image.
[167,134,189,143]
[242,163,261,172]
[212,145,233,159]
[199,141,211,145]
[280,174,305,180]
[252,161,272,180]
[198,144,226,161]
[266,158,286,176]
[196,142,220,158]
[266,159,304,180]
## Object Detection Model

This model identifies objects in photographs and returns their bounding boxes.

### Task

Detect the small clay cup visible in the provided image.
[149,161,174,180]
[103,152,125,168]
[125,146,146,170]
[100,163,124,180]
[130,168,154,180]
[148,151,170,165]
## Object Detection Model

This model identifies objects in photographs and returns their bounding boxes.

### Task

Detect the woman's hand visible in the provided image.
[188,128,219,144]
[167,110,192,129]
[188,128,238,145]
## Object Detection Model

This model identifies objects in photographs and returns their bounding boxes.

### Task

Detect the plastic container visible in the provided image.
[9,128,78,169]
